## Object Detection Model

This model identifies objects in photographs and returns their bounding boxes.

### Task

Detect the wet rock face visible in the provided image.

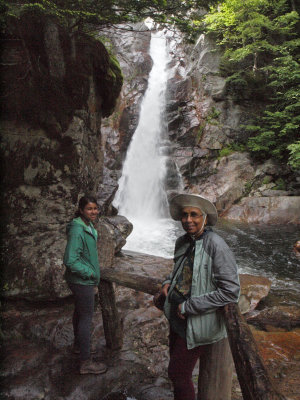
[165,32,257,208]
[223,196,300,224]
[97,24,152,213]
[164,32,300,221]
[0,14,123,300]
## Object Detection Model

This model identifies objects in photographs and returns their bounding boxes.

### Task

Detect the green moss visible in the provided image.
[218,143,246,159]
[206,106,221,125]
[244,181,253,196]
[273,178,286,191]
[219,147,232,158]
[262,176,272,185]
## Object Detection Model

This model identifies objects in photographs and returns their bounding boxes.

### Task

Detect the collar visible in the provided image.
[187,227,211,242]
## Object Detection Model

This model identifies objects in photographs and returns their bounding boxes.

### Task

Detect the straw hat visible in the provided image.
[169,194,218,226]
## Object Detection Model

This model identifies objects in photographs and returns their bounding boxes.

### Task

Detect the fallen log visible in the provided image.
[101,268,162,295]
[223,303,286,400]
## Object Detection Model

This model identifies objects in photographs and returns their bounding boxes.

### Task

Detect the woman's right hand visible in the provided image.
[162,283,170,297]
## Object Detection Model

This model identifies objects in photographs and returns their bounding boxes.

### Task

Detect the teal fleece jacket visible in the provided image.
[63,217,100,285]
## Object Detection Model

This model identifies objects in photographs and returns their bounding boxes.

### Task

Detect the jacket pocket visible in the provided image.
[188,310,225,345]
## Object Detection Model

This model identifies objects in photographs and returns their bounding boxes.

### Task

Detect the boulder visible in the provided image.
[223,196,300,224]
[100,216,133,256]
[252,328,300,400]
[238,274,272,314]
[189,152,256,214]
[245,306,300,331]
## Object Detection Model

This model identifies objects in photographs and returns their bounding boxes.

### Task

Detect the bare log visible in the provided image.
[98,280,123,350]
[198,337,233,400]
[101,268,162,295]
[223,303,286,400]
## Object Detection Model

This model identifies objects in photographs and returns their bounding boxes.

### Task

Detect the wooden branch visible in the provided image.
[98,280,123,350]
[198,338,233,400]
[101,268,162,295]
[223,303,286,400]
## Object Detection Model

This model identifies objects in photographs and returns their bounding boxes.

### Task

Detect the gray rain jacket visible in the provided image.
[163,229,240,349]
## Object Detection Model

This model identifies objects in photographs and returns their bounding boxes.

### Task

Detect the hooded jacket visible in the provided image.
[63,217,100,285]
[163,229,240,349]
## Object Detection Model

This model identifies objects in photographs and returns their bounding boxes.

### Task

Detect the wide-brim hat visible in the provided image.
[169,194,218,226]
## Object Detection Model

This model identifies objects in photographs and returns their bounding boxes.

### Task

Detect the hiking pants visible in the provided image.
[168,330,210,400]
[68,282,95,361]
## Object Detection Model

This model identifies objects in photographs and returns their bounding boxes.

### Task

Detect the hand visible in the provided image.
[162,283,170,297]
[177,303,186,320]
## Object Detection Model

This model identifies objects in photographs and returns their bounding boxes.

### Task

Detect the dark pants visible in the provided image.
[168,331,210,400]
[68,283,95,361]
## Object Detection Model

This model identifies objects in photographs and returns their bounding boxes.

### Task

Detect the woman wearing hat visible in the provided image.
[161,194,240,400]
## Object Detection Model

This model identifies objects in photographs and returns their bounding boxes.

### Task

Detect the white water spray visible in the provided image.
[114,31,179,257]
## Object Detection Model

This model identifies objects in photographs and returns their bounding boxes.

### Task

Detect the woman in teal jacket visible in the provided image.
[64,195,107,375]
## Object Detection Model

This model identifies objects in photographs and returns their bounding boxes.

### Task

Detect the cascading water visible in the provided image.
[113,31,179,257]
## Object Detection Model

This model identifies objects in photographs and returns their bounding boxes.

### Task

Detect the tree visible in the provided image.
[2,0,218,36]
[200,0,300,167]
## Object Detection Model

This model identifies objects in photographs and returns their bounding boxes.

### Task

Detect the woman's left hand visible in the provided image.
[177,304,186,320]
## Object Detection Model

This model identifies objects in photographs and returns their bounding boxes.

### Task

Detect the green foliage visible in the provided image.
[201,0,300,167]
[243,180,253,196]
[262,176,272,184]
[273,177,286,190]
[2,0,218,36]
[287,141,300,169]
[206,106,221,124]
[218,143,246,158]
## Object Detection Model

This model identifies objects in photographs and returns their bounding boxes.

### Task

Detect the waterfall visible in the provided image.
[112,33,300,304]
[113,31,179,257]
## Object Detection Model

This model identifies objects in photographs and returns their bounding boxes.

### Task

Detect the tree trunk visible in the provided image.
[98,280,123,350]
[198,338,233,400]
[223,303,286,400]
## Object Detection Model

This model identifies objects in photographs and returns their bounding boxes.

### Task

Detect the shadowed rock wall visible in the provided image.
[0,12,123,300]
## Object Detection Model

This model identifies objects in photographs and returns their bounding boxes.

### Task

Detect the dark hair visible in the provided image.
[75,194,98,217]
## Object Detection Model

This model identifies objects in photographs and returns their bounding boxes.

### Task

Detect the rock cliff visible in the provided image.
[97,23,152,214]
[0,11,123,300]
[164,31,300,223]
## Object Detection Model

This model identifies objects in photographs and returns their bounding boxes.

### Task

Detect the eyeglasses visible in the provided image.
[181,212,204,219]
